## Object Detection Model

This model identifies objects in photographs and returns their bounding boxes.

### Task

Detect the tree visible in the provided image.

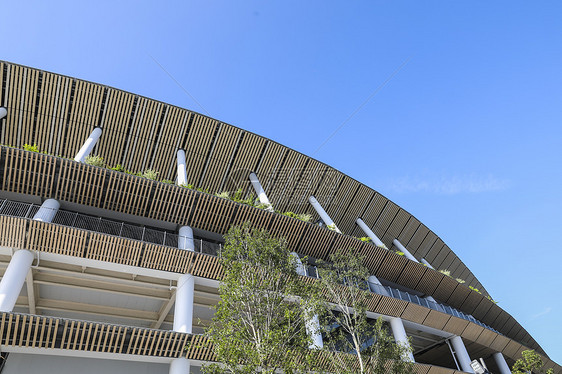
[316,249,415,374]
[202,223,319,374]
[512,350,553,374]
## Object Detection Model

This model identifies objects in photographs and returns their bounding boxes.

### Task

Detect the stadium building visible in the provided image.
[0,61,558,373]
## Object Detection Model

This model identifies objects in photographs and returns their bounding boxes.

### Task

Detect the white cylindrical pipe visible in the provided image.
[291,252,323,349]
[389,317,415,362]
[367,275,390,296]
[169,357,190,374]
[74,127,102,163]
[450,336,474,373]
[173,273,194,334]
[421,258,434,269]
[249,172,273,211]
[291,252,307,277]
[392,239,418,263]
[177,149,188,186]
[0,249,35,312]
[356,218,385,248]
[493,352,511,374]
[309,196,340,233]
[178,226,195,251]
[306,314,324,349]
[0,107,7,120]
[32,199,60,223]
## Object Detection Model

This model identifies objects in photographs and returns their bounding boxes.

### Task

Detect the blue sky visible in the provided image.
[3,0,561,364]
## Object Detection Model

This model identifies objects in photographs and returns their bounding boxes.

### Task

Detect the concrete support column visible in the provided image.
[309,196,340,233]
[392,239,418,263]
[389,317,415,362]
[291,252,323,349]
[32,199,60,222]
[0,199,59,312]
[450,336,474,373]
[249,172,273,212]
[367,275,390,296]
[0,249,34,311]
[0,107,7,120]
[493,352,511,374]
[74,127,102,163]
[169,357,190,374]
[177,149,188,186]
[355,218,386,248]
[171,225,194,373]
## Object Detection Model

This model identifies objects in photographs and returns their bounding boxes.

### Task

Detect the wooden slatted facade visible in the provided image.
[0,61,481,294]
[0,214,555,370]
[0,61,555,369]
[0,311,486,374]
[0,139,544,358]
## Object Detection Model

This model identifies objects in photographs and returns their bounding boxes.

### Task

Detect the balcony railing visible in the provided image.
[0,199,221,256]
[368,283,500,334]
[0,198,499,336]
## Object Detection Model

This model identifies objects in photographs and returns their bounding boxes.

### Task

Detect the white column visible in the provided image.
[392,239,418,263]
[493,352,511,374]
[309,196,340,233]
[74,127,102,162]
[356,218,386,248]
[367,275,390,296]
[169,357,190,374]
[178,226,194,251]
[32,199,60,222]
[174,273,194,334]
[421,258,434,269]
[0,249,34,312]
[291,252,323,349]
[177,149,188,186]
[0,107,7,120]
[249,172,274,212]
[0,198,60,311]
[389,317,415,362]
[171,225,194,374]
[450,336,474,373]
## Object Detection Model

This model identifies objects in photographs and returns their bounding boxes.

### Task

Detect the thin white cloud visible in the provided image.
[383,174,510,195]
[531,307,552,320]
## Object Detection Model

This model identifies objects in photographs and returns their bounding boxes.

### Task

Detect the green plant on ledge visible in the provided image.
[455,278,466,284]
[23,143,39,152]
[280,211,312,223]
[85,155,106,168]
[142,169,159,180]
[468,285,481,294]
[357,237,372,243]
[438,269,451,277]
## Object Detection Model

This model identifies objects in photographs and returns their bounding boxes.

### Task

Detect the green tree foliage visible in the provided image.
[512,350,553,374]
[203,223,319,374]
[316,249,415,374]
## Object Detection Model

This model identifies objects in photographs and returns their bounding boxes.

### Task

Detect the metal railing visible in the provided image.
[368,283,500,334]
[0,198,498,335]
[302,263,500,335]
[0,199,222,256]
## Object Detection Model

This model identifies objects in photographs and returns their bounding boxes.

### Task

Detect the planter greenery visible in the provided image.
[85,155,106,168]
[23,143,39,152]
